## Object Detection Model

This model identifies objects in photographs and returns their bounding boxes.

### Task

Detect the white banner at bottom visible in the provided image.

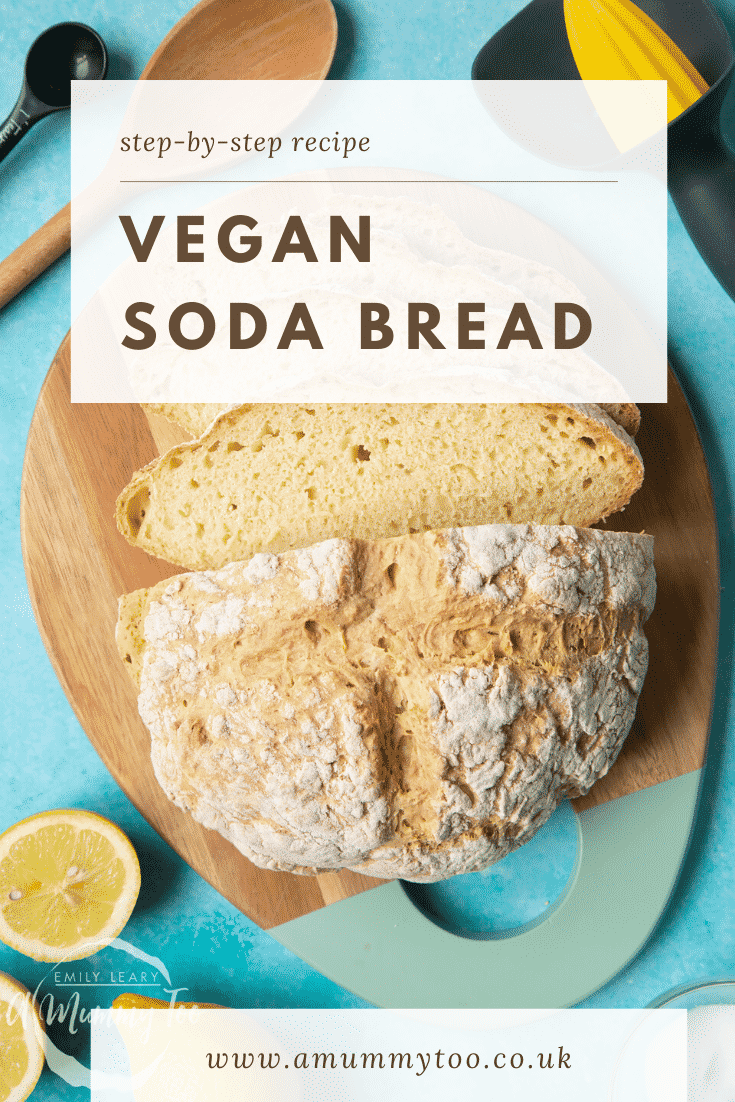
[90,1006,686,1102]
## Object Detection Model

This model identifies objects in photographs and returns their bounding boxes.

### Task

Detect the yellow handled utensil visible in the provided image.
[564,0,707,124]
[473,0,735,299]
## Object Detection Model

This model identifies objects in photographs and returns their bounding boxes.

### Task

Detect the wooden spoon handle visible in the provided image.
[0,202,71,310]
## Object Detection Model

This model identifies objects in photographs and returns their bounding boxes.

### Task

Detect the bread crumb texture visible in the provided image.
[116,403,643,571]
[117,524,655,881]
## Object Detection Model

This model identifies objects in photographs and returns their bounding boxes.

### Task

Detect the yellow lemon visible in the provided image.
[0,972,45,1102]
[0,810,140,962]
[112,993,223,1010]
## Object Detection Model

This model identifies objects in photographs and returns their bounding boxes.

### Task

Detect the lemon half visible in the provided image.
[0,810,140,962]
[0,972,45,1102]
[112,993,223,1010]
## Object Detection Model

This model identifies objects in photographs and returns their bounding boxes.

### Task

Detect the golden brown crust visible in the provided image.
[145,401,641,441]
[598,402,641,437]
[119,524,655,881]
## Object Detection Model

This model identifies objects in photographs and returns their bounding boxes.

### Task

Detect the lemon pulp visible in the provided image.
[0,997,30,1099]
[0,974,45,1102]
[0,811,140,962]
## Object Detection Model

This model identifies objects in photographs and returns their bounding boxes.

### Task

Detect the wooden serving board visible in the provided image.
[20,349,382,927]
[20,350,717,930]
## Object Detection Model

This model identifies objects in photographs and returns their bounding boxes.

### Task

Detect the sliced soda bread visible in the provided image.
[143,401,640,440]
[598,402,640,438]
[117,403,643,571]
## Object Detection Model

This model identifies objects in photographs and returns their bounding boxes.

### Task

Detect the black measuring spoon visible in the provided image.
[472,0,735,300]
[0,22,108,165]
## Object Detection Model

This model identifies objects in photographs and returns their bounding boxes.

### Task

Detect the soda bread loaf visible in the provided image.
[142,401,640,440]
[117,403,643,571]
[117,524,655,882]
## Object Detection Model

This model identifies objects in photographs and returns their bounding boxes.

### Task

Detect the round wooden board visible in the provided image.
[20,344,383,929]
[20,349,717,929]
[19,172,718,930]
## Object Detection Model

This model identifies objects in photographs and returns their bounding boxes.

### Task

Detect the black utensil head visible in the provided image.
[25,22,108,110]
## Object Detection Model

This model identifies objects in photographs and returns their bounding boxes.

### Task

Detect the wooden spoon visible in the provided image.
[0,0,337,310]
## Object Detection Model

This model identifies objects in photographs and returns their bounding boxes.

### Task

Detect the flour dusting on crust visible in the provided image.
[119,524,655,881]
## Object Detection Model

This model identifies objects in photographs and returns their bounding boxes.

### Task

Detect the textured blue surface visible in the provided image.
[407,799,580,935]
[1,0,735,1095]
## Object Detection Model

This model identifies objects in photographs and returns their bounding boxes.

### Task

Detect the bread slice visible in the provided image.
[117,524,655,881]
[599,403,640,438]
[143,401,640,440]
[117,403,643,571]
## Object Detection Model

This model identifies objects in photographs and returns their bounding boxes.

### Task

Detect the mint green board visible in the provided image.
[272,771,701,1007]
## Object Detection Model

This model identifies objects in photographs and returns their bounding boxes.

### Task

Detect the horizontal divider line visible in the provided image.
[117,178,619,184]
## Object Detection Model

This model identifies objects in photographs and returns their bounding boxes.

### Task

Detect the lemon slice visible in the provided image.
[0,972,45,1102]
[0,810,140,962]
[112,993,223,1010]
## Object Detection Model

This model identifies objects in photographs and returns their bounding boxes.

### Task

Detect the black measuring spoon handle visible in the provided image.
[668,67,735,299]
[0,90,45,165]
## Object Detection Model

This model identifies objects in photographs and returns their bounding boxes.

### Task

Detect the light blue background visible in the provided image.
[1,1,734,1097]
